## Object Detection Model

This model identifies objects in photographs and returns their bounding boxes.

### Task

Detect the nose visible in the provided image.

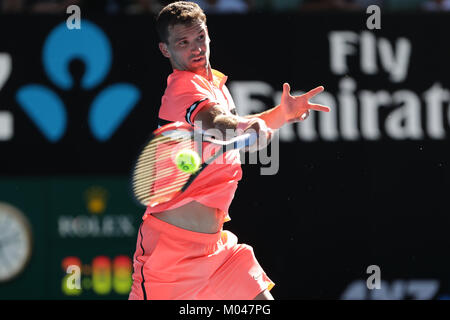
[190,43,202,55]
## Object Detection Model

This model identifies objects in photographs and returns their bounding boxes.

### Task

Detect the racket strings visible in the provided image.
[134,140,193,168]
[132,131,195,206]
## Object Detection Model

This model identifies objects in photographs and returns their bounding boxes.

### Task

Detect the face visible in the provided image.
[159,20,211,75]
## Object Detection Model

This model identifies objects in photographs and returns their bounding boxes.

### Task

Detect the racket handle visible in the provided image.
[234,132,258,149]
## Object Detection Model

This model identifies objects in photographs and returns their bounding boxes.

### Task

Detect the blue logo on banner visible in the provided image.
[16,20,140,142]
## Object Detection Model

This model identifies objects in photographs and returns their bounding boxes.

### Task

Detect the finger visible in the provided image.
[304,86,324,99]
[308,103,330,112]
[257,129,272,150]
[283,83,291,96]
[267,128,274,141]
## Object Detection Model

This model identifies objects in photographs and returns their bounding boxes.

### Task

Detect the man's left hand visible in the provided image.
[280,83,330,123]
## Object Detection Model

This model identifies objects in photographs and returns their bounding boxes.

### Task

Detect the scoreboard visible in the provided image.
[0,177,142,299]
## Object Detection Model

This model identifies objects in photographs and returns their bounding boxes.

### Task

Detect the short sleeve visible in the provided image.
[159,73,218,126]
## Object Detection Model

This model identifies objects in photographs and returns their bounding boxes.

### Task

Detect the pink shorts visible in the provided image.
[128,214,274,300]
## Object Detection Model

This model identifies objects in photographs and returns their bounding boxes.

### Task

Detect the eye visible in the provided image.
[198,34,205,41]
[178,40,188,47]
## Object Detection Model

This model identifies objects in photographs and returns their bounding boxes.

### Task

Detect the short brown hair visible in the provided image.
[156,1,207,43]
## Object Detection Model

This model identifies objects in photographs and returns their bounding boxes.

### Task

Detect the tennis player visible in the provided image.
[129,1,330,300]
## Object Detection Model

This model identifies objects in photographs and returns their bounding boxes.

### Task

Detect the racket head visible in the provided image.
[131,122,197,207]
[131,121,259,208]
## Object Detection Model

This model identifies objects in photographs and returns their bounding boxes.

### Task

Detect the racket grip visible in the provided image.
[236,118,253,134]
[234,132,258,149]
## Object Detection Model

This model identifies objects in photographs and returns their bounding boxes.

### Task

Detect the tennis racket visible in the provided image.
[131,121,258,207]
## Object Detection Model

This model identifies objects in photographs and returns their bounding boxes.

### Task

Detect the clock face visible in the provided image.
[0,203,33,282]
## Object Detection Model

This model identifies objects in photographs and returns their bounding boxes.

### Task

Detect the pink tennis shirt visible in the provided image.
[143,69,242,221]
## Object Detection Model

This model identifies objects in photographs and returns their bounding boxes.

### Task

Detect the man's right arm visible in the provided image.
[194,102,239,135]
[193,102,273,149]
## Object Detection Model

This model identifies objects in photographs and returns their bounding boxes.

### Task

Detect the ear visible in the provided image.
[159,42,170,58]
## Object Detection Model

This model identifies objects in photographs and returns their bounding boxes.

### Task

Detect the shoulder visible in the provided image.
[159,71,217,125]
[166,70,212,95]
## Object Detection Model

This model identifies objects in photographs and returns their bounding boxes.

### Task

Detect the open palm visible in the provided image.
[280,83,330,123]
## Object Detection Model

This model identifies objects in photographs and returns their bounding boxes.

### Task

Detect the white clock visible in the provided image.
[0,202,33,282]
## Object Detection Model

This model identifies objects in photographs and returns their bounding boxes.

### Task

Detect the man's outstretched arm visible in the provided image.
[192,84,330,149]
[243,84,331,130]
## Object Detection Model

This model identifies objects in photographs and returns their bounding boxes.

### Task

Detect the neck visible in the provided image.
[199,65,213,81]
[173,64,213,81]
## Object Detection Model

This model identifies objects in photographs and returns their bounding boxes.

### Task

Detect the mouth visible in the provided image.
[192,56,205,63]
